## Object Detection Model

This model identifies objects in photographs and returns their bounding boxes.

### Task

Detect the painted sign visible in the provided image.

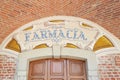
[14,21,100,51]
[24,27,87,42]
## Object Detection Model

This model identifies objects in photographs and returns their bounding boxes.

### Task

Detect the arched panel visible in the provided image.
[5,38,21,53]
[33,44,49,49]
[81,23,93,28]
[93,35,114,51]
[49,20,64,23]
[1,16,119,53]
[24,26,33,31]
[65,43,79,49]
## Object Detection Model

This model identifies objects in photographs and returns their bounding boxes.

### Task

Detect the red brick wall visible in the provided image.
[0,55,16,80]
[0,0,120,80]
[98,54,120,80]
[0,0,120,44]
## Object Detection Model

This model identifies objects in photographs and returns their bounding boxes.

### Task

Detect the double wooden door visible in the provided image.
[28,59,86,80]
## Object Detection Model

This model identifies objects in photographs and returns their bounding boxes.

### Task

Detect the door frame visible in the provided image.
[17,46,98,80]
[28,58,87,80]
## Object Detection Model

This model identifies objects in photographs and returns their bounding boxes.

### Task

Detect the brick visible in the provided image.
[0,55,16,80]
[98,54,120,79]
[114,75,119,77]
[117,78,120,80]
[0,0,119,43]
[109,75,113,77]
[105,78,109,80]
[111,78,115,80]
[0,0,120,80]
[113,72,117,74]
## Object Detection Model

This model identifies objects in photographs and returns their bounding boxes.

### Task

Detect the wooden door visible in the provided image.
[67,59,86,80]
[28,60,47,80]
[48,59,67,80]
[28,59,86,80]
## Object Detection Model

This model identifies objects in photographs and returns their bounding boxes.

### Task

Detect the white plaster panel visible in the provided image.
[17,48,52,71]
[52,45,61,58]
[0,16,120,54]
[61,48,97,71]
[88,70,98,76]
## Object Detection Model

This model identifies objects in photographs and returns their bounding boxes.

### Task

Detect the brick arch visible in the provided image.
[0,0,120,44]
[0,1,120,80]
[0,16,119,54]
[0,16,120,80]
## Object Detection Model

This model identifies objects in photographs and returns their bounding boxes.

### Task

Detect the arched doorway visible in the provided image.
[0,16,120,80]
[28,58,86,80]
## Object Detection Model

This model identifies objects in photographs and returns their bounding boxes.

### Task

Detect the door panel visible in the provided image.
[50,60,64,76]
[32,62,45,76]
[28,60,47,80]
[70,78,84,80]
[31,78,44,80]
[48,59,66,80]
[67,59,86,80]
[28,59,86,80]
[51,78,64,80]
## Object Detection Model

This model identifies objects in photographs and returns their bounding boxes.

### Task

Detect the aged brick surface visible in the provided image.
[0,1,120,80]
[0,0,120,44]
[98,54,120,80]
[0,55,16,80]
